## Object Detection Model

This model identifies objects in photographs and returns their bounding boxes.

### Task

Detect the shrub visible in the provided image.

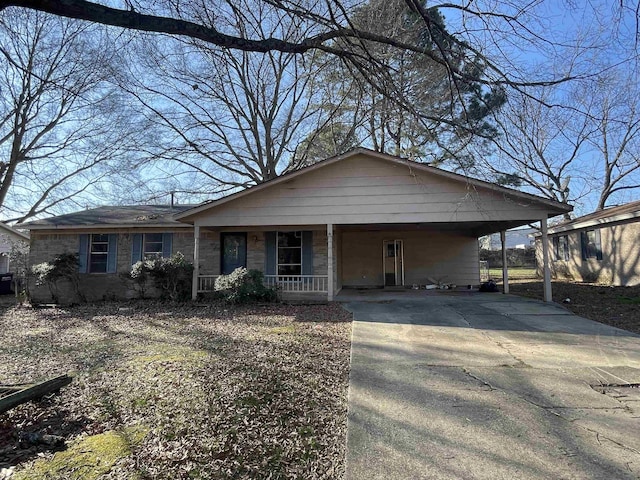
[31,252,85,303]
[121,259,152,299]
[214,267,277,304]
[125,252,193,301]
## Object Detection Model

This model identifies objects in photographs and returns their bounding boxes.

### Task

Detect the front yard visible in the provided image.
[0,302,352,479]
[509,280,640,334]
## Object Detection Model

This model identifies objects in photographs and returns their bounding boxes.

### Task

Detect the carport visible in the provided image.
[177,149,572,302]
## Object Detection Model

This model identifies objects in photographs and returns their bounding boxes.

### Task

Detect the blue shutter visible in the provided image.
[78,234,89,273]
[580,232,588,260]
[302,231,313,275]
[265,231,276,275]
[162,233,173,258]
[553,237,559,260]
[594,229,603,260]
[107,234,118,273]
[132,233,143,265]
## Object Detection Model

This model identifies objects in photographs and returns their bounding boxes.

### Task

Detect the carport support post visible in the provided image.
[327,223,334,302]
[540,218,552,302]
[500,230,509,294]
[192,224,200,300]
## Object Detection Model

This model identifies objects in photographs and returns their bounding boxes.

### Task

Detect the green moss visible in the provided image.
[618,296,640,304]
[268,325,296,335]
[15,426,148,480]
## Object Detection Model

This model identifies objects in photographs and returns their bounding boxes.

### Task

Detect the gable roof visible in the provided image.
[175,148,571,222]
[548,200,640,234]
[23,205,195,230]
[0,222,30,241]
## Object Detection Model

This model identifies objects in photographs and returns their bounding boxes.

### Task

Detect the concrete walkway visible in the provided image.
[340,290,640,480]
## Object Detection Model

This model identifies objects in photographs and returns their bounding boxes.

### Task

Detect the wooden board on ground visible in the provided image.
[0,374,72,414]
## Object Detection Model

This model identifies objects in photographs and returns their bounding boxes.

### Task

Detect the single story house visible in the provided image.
[535,200,640,286]
[24,149,571,303]
[0,222,30,274]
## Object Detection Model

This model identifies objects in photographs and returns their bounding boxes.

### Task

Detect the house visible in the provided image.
[479,227,536,251]
[24,149,571,303]
[25,205,195,302]
[0,222,30,274]
[535,200,640,286]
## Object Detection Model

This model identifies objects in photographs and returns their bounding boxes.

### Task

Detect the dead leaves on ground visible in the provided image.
[0,302,353,479]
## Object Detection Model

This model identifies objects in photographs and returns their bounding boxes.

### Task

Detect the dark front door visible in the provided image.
[221,233,247,274]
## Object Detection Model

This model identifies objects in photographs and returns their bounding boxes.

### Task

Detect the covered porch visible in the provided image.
[191,219,557,302]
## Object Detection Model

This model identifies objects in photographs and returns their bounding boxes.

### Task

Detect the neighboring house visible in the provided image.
[24,149,571,303]
[535,200,640,286]
[0,222,30,274]
[479,227,536,251]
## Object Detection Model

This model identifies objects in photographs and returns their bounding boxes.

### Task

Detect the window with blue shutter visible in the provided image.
[132,233,174,264]
[581,229,602,260]
[78,234,89,273]
[83,233,118,273]
[265,232,276,275]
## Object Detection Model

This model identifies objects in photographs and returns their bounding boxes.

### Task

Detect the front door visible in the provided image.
[383,239,404,286]
[221,233,247,274]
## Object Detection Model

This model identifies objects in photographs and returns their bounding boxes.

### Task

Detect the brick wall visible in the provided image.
[537,219,640,286]
[28,228,195,303]
[28,227,332,303]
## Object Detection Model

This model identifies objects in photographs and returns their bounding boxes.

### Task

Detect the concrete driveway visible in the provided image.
[340,290,640,480]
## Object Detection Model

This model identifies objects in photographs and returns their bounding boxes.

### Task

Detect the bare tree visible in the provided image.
[0,9,145,222]
[116,2,334,195]
[0,1,594,100]
[581,71,640,210]
[481,88,593,217]
[482,65,640,216]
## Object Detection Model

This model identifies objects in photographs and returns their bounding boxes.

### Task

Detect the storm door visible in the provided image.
[221,233,247,274]
[383,239,405,286]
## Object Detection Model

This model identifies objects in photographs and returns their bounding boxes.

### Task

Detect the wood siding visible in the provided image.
[341,230,479,287]
[190,154,552,227]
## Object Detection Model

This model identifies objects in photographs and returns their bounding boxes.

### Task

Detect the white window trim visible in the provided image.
[276,231,302,276]
[143,233,164,259]
[89,234,109,273]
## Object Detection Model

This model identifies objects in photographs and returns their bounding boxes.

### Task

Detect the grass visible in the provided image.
[0,301,352,479]
[488,267,538,280]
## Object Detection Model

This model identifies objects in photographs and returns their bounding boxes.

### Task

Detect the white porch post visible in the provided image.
[500,230,509,294]
[540,218,552,302]
[327,223,334,302]
[192,223,200,300]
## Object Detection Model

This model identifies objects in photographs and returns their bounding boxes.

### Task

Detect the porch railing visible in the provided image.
[197,274,328,294]
[197,275,219,293]
[264,275,328,293]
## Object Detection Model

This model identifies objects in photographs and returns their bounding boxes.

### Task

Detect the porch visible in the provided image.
[192,223,555,302]
[197,274,329,295]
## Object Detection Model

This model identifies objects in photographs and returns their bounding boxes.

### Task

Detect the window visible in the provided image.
[143,233,164,258]
[79,233,117,274]
[554,235,569,261]
[131,233,173,265]
[581,229,602,260]
[89,234,110,273]
[277,231,302,276]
